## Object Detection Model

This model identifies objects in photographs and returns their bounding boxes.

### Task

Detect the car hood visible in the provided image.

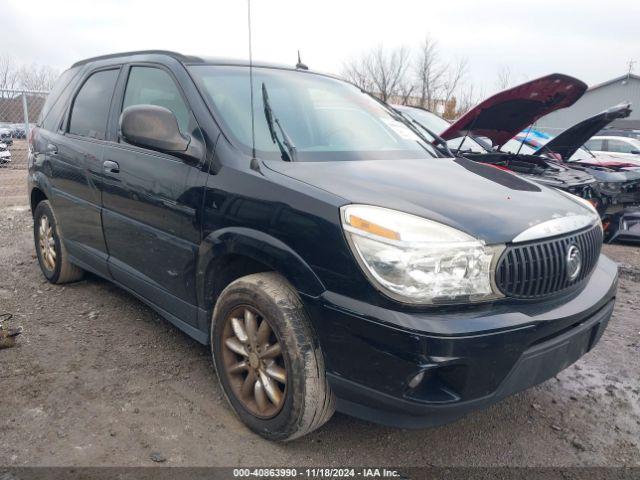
[264,157,591,245]
[573,164,640,182]
[440,74,587,148]
[459,152,596,189]
[524,159,596,187]
[534,103,632,159]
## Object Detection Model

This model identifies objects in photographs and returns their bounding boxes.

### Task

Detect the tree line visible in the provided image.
[0,55,59,95]
[341,36,482,120]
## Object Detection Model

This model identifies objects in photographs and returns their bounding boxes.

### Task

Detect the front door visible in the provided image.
[101,65,205,327]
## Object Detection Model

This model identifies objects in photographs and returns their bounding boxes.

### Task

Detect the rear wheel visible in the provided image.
[33,200,84,284]
[211,272,335,441]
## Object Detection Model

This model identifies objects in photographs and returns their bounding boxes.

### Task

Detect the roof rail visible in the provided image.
[71,50,202,68]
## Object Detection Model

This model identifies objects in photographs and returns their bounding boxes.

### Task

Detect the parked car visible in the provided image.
[10,124,26,139]
[397,83,640,243]
[499,105,640,242]
[585,135,640,159]
[595,128,640,141]
[393,75,600,201]
[0,142,11,166]
[29,52,617,440]
[0,127,13,146]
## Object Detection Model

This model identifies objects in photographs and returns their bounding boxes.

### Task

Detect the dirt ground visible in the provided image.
[0,170,639,467]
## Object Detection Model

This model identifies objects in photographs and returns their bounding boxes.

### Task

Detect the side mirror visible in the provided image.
[119,105,190,153]
[630,150,640,155]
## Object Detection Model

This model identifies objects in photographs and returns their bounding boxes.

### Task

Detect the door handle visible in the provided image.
[46,143,58,155]
[103,160,120,174]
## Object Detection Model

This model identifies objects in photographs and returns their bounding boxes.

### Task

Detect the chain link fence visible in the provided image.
[0,89,49,170]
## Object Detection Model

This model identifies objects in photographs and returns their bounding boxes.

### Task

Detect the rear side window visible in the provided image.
[122,67,190,132]
[68,69,119,140]
[607,139,633,153]
[39,67,81,130]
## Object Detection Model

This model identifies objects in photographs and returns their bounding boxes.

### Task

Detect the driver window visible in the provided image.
[123,67,190,133]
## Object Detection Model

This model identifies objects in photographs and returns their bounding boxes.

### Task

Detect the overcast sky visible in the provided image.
[2,0,638,95]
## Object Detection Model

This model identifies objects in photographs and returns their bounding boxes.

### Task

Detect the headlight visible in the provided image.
[341,205,504,304]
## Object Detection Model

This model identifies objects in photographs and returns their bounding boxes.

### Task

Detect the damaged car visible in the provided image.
[29,51,618,440]
[394,74,599,201]
[396,79,640,242]
[0,142,11,167]
[500,104,640,242]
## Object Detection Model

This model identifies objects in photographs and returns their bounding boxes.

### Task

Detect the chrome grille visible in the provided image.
[496,225,602,298]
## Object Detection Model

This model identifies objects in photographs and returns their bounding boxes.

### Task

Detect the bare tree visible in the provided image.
[440,57,468,118]
[397,77,416,105]
[18,64,59,92]
[0,55,20,97]
[342,38,472,118]
[342,56,375,92]
[495,65,513,90]
[342,45,411,102]
[454,84,482,118]
[0,56,59,95]
[414,35,445,110]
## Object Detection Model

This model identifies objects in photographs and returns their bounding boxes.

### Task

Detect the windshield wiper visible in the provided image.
[580,143,597,158]
[395,112,455,157]
[261,83,297,162]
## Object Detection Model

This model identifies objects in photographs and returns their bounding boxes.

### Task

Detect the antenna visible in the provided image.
[296,50,308,70]
[248,0,256,160]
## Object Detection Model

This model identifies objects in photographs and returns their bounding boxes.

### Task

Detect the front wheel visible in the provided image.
[211,272,335,441]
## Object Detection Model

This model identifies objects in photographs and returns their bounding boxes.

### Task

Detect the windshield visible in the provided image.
[190,65,438,162]
[567,148,594,161]
[397,106,451,134]
[397,107,490,153]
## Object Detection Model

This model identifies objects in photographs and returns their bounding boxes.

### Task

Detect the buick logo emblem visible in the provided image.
[566,244,582,281]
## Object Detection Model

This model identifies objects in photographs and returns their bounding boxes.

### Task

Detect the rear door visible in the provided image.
[100,64,205,327]
[47,67,120,277]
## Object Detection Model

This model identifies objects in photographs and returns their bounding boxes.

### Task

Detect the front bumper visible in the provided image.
[301,255,618,428]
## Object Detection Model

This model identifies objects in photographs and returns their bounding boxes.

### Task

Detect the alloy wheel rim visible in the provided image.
[38,215,56,271]
[221,305,287,418]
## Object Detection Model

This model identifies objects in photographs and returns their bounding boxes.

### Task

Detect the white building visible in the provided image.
[538,73,640,135]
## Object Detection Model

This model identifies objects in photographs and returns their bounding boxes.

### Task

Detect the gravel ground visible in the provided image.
[0,200,639,467]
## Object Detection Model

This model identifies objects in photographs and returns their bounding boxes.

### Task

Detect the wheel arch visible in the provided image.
[197,227,326,316]
[29,172,54,216]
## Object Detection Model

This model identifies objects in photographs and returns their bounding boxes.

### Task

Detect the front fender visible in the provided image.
[196,227,326,309]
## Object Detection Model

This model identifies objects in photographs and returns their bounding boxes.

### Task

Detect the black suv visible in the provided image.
[28,51,618,441]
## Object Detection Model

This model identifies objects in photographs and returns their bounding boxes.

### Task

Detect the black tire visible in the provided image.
[211,272,335,441]
[33,200,84,284]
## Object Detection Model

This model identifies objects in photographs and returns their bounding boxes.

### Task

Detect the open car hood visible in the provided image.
[441,74,587,148]
[534,103,632,159]
[570,152,640,169]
